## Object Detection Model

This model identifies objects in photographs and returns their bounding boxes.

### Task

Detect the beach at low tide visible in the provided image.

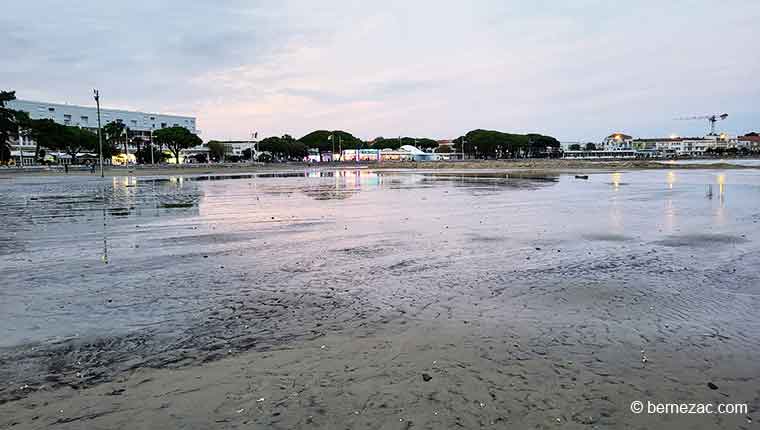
[1,168,759,429]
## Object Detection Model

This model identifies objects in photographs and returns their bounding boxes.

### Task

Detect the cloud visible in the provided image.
[2,0,759,141]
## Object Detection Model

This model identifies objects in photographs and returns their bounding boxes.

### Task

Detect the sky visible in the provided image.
[2,1,759,142]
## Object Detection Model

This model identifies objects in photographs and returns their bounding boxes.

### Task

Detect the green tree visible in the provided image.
[207,140,229,162]
[41,126,98,164]
[415,138,439,150]
[526,133,560,157]
[18,118,107,163]
[259,135,308,160]
[568,144,581,151]
[103,121,129,157]
[24,119,63,160]
[370,137,438,151]
[153,127,202,164]
[584,142,597,151]
[0,91,21,163]
[135,144,166,164]
[131,136,144,162]
[298,130,363,153]
[370,137,402,150]
[451,130,559,158]
[455,130,522,158]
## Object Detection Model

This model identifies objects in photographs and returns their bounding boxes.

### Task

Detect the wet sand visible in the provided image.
[1,158,758,178]
[1,169,759,428]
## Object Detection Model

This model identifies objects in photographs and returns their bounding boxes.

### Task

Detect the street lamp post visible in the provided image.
[93,89,104,177]
[150,127,155,165]
[250,131,257,163]
[123,127,129,166]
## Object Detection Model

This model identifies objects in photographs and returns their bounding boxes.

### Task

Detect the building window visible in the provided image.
[48,107,55,112]
[161,122,167,128]
[81,116,89,124]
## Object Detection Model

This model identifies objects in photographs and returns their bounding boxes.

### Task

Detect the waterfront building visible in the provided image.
[6,99,197,164]
[738,133,760,152]
[181,140,259,163]
[564,131,741,159]
[563,149,638,159]
[633,134,736,156]
[602,133,634,151]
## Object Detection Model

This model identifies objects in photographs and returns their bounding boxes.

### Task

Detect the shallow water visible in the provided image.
[1,168,759,409]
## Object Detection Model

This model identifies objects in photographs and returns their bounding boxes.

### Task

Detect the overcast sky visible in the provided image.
[2,1,759,141]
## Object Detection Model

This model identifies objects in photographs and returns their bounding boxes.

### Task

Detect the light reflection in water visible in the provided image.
[717,174,726,203]
[611,173,622,191]
[609,193,624,232]
[664,194,675,233]
[666,171,676,189]
[715,174,726,224]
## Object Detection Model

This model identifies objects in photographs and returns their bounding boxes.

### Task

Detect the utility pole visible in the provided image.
[123,127,129,165]
[94,89,104,177]
[150,127,155,165]
[252,131,258,162]
[461,137,466,161]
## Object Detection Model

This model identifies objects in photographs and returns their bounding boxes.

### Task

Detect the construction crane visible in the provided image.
[675,113,728,135]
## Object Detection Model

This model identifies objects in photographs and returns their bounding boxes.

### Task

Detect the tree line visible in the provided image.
[222,129,561,160]
[4,89,563,165]
[452,130,561,158]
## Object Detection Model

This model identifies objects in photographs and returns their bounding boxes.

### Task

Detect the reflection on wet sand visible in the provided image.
[666,171,676,189]
[1,169,759,429]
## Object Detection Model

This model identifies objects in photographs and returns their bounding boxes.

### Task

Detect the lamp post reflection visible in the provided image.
[666,171,676,190]
[717,174,726,204]
[611,173,622,191]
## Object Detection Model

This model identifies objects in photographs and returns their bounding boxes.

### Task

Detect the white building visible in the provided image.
[7,99,197,136]
[633,134,736,156]
[6,99,197,164]
[602,133,634,151]
[212,140,257,157]
[181,140,259,163]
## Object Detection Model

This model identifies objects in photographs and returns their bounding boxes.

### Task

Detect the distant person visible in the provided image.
[64,163,68,174]
[90,163,96,174]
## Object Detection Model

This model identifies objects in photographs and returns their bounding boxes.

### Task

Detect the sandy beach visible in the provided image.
[1,168,758,429]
